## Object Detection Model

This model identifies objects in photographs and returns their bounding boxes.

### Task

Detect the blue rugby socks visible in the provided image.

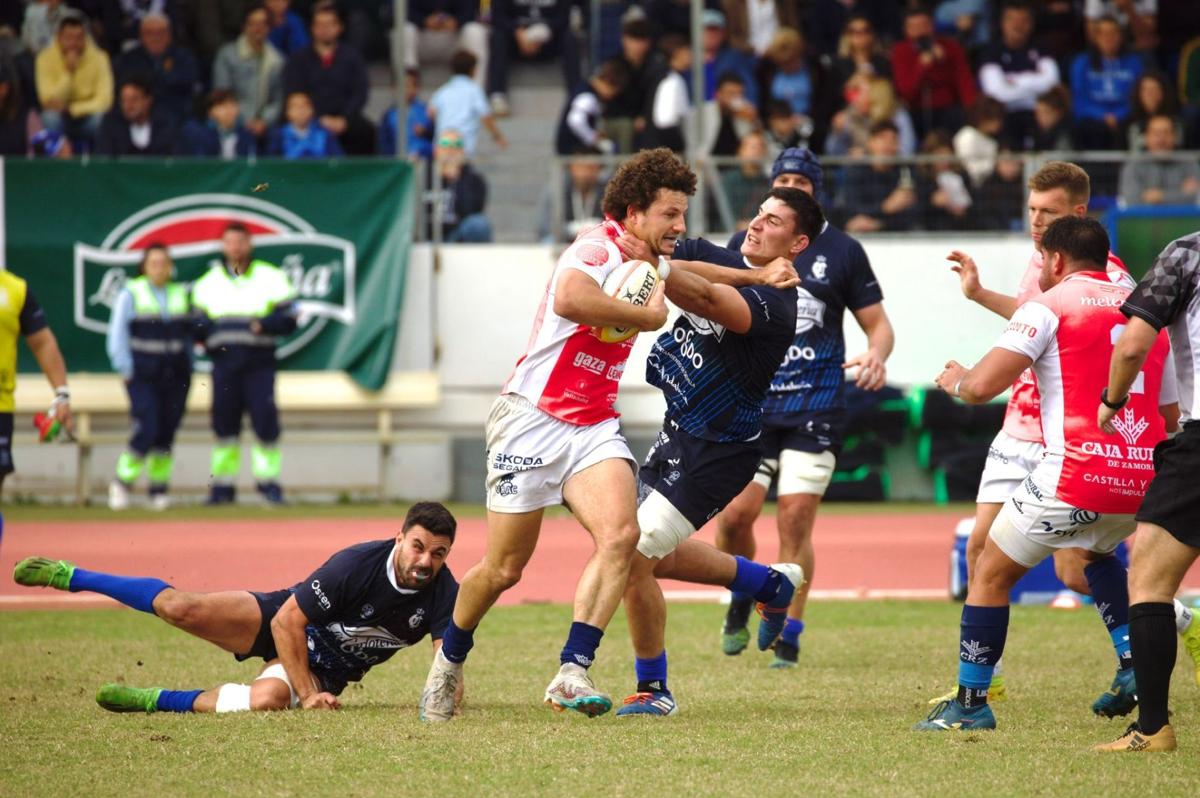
[440,620,475,664]
[780,617,805,648]
[68,569,171,614]
[635,651,669,694]
[156,689,203,713]
[956,604,1009,708]
[560,621,604,668]
[727,556,779,603]
[1084,556,1133,670]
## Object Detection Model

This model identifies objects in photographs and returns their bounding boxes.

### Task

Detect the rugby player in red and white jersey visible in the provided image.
[916,217,1178,733]
[418,149,798,722]
[932,161,1136,706]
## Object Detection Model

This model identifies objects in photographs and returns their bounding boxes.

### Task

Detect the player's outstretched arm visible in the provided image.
[662,267,752,333]
[270,596,341,710]
[553,268,668,331]
[670,257,799,290]
[935,348,1032,405]
[947,251,1018,319]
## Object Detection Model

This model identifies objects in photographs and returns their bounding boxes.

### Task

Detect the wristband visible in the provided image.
[1100,387,1128,410]
[52,386,70,402]
[656,256,671,281]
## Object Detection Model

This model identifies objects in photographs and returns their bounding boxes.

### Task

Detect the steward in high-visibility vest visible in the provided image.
[105,245,194,510]
[0,269,73,498]
[191,222,297,505]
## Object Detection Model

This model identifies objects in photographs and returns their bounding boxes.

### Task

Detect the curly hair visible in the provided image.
[601,148,697,221]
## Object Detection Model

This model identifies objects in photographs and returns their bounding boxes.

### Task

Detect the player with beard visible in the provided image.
[13,503,460,715]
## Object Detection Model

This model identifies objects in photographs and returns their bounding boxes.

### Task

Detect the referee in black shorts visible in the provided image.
[1094,232,1200,753]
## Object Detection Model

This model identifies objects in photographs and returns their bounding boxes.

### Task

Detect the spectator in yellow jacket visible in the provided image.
[36,15,113,146]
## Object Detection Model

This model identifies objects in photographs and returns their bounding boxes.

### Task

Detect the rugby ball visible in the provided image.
[594,260,659,344]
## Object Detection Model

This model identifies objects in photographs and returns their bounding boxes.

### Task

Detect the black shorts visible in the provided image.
[637,419,762,529]
[1137,423,1200,548]
[236,588,343,694]
[0,412,13,476]
[760,411,844,459]
[235,589,292,663]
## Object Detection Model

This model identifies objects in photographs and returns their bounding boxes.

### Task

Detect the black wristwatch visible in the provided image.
[1100,387,1128,410]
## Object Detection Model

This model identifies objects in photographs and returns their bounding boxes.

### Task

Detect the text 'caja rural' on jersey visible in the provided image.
[650,237,797,442]
[1002,250,1133,443]
[994,270,1173,514]
[1120,233,1200,423]
[503,218,638,426]
[291,539,457,694]
[728,223,883,422]
[190,259,297,368]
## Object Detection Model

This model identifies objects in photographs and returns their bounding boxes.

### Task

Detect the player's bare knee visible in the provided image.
[1054,561,1091,594]
[155,590,204,628]
[249,680,291,711]
[486,561,524,592]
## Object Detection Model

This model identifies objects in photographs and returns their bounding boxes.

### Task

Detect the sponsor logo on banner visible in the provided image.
[74,194,357,366]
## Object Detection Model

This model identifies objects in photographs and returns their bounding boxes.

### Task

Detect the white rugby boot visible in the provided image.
[543,662,613,717]
[419,648,462,722]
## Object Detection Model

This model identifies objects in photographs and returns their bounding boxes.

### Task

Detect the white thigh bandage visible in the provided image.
[751,458,779,490]
[636,490,696,560]
[214,683,253,713]
[776,449,836,496]
[256,662,302,708]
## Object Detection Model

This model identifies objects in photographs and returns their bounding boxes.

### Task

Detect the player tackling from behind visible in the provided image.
[915,217,1177,733]
[420,149,801,721]
[13,503,460,715]
[934,160,1200,712]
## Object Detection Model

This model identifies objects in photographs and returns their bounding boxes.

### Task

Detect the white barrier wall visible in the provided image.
[434,234,1033,429]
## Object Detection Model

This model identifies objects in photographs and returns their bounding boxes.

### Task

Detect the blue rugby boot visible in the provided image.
[756,563,804,650]
[913,699,996,732]
[616,690,678,717]
[1092,667,1138,718]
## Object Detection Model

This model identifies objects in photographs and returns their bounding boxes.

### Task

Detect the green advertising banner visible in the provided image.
[4,158,413,390]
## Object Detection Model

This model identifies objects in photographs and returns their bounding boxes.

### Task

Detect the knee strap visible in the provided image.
[214,683,252,713]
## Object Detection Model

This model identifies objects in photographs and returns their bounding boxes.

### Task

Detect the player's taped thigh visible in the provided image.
[776,449,836,496]
[636,490,697,559]
[751,457,779,490]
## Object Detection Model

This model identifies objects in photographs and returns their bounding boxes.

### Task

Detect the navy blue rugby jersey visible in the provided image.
[649,237,797,442]
[291,540,457,691]
[727,223,883,422]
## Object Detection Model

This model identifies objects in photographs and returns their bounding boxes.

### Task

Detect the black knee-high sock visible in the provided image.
[1129,602,1176,735]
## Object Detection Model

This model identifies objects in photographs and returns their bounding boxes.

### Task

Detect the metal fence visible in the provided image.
[517,151,1200,245]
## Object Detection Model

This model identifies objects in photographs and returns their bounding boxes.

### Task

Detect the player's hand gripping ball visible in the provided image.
[593,259,660,344]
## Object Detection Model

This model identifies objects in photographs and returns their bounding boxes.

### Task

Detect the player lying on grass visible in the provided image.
[609,187,824,716]
[915,218,1177,733]
[12,502,460,715]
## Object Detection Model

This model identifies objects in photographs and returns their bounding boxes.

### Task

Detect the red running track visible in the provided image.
[3,512,1198,609]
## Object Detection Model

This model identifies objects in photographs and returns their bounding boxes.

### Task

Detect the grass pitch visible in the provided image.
[2,601,1199,797]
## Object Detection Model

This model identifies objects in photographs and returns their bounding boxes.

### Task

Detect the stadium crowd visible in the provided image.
[0,1,1198,236]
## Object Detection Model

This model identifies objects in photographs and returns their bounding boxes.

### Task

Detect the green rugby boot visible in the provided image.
[13,557,75,591]
[97,684,162,713]
[721,626,750,656]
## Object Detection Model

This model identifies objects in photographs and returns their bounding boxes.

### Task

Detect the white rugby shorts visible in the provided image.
[988,473,1135,569]
[975,430,1045,504]
[484,393,635,513]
